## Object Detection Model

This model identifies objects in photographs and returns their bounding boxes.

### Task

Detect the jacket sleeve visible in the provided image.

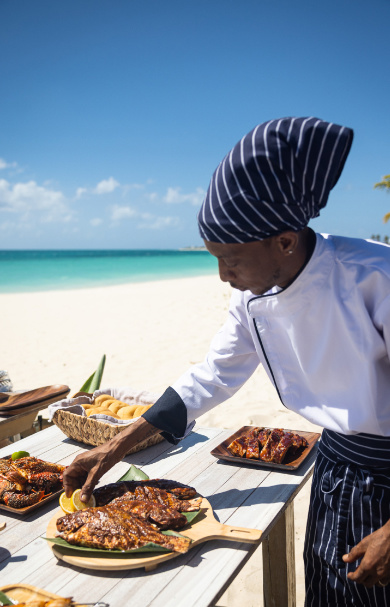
[143,289,260,443]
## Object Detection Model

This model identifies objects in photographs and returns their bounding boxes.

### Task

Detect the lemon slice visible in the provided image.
[11,450,30,461]
[71,488,96,511]
[59,492,75,514]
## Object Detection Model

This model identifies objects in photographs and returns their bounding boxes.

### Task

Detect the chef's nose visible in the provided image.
[218,260,235,283]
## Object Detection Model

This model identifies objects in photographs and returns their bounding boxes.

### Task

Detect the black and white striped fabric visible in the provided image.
[305,429,390,606]
[198,117,354,244]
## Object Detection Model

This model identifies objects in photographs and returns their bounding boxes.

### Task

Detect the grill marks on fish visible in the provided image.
[57,478,200,553]
[227,427,308,464]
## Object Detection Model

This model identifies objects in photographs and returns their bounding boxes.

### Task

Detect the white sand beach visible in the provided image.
[1,275,321,605]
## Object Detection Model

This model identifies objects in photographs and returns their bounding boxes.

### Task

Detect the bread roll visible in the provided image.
[93,394,115,407]
[117,405,139,420]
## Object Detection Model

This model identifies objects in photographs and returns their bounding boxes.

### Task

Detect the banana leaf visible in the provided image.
[117,463,150,482]
[43,464,201,555]
[0,591,14,605]
[79,354,106,393]
[44,528,191,555]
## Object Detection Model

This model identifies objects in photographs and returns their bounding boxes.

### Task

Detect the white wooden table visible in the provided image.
[0,425,317,607]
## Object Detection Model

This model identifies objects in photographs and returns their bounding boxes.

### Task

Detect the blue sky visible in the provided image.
[1,0,389,249]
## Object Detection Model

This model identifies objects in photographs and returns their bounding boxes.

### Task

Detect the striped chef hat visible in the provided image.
[198,117,353,243]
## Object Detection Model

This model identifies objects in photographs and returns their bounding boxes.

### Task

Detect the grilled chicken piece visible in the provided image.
[227,436,248,457]
[246,438,260,459]
[272,432,294,464]
[93,479,197,506]
[290,432,309,452]
[57,504,190,553]
[259,428,285,462]
[257,428,271,447]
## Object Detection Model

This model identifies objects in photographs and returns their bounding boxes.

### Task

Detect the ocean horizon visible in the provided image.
[0,249,218,294]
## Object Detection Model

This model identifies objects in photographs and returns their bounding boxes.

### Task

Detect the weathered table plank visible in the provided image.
[0,425,316,606]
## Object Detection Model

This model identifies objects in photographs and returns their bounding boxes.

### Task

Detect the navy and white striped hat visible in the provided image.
[198,117,353,243]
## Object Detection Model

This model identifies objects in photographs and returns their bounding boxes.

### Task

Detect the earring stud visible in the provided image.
[288,250,293,255]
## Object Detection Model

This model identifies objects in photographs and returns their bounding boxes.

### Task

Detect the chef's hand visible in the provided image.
[62,417,160,503]
[342,520,390,588]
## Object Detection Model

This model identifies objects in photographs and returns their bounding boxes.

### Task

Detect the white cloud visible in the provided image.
[94,177,120,195]
[111,204,138,222]
[0,178,73,223]
[90,217,103,227]
[163,186,205,206]
[110,204,179,230]
[138,214,180,230]
[0,158,18,170]
[75,187,88,199]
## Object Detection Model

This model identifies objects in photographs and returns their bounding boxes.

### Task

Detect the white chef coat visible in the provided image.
[172,233,390,436]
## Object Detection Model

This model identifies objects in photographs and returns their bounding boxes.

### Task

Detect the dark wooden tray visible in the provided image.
[0,456,64,515]
[0,487,63,515]
[210,426,320,471]
[0,384,70,415]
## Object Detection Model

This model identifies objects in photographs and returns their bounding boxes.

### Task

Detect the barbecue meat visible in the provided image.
[227,436,249,458]
[272,432,294,464]
[108,496,187,529]
[246,438,260,459]
[227,427,308,464]
[259,428,285,462]
[93,479,198,508]
[56,504,190,553]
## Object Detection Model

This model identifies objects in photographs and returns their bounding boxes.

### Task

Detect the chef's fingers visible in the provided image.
[63,464,88,497]
[80,465,104,502]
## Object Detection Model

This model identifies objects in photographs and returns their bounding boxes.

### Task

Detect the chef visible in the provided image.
[63,117,390,606]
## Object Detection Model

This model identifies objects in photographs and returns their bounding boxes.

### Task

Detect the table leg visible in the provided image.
[262,501,296,607]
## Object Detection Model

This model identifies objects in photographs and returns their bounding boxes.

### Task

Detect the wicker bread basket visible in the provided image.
[52,389,165,455]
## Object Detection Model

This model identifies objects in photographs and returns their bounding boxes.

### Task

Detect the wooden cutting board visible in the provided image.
[46,498,262,572]
[0,385,70,409]
[0,384,70,414]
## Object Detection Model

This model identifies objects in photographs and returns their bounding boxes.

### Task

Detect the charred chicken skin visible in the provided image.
[227,427,308,464]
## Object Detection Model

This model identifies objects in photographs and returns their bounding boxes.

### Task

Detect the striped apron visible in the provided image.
[304,429,390,606]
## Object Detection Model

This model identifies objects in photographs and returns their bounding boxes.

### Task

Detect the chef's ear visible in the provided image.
[275,231,299,256]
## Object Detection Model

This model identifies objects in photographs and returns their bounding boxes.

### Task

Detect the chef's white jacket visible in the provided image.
[170,233,390,438]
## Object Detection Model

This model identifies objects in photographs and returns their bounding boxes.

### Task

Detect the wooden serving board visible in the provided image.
[211,426,321,470]
[0,583,79,605]
[46,498,262,572]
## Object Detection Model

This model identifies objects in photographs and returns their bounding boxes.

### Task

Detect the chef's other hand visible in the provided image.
[343,522,390,588]
[62,416,161,503]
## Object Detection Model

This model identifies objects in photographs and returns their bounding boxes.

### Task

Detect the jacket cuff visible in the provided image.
[142,386,192,445]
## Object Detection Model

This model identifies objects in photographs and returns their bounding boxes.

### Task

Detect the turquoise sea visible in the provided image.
[0,250,218,294]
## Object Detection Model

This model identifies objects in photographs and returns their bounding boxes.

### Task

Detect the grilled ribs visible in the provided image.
[227,427,308,464]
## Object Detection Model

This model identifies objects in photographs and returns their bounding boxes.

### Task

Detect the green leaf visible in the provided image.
[117,464,150,482]
[183,509,201,524]
[79,354,106,393]
[43,528,190,555]
[0,591,14,605]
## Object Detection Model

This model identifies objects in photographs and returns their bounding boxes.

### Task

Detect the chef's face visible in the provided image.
[204,238,291,296]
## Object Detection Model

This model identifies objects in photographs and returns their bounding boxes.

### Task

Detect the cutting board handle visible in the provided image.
[191,521,262,546]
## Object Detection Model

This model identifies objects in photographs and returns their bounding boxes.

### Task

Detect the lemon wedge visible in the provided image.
[59,492,75,514]
[11,450,30,461]
[71,488,96,511]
